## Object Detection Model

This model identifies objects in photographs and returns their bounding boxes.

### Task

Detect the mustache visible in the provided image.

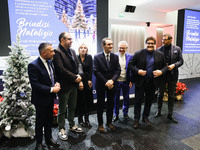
[147,46,154,48]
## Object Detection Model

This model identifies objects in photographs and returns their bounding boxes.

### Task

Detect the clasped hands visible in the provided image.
[52,82,61,93]
[138,69,162,78]
[105,79,114,90]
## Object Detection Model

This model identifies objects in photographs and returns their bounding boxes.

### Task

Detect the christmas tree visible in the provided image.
[72,0,87,29]
[61,9,70,28]
[0,34,35,138]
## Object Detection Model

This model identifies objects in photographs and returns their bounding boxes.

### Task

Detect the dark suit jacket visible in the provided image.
[53,46,83,93]
[157,45,183,80]
[77,54,93,89]
[28,57,56,106]
[94,52,121,87]
[128,49,167,88]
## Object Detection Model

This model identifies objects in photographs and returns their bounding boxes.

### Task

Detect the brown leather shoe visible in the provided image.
[142,118,152,127]
[106,123,116,131]
[133,120,140,129]
[98,125,106,133]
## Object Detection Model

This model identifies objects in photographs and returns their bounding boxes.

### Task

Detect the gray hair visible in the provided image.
[118,41,128,47]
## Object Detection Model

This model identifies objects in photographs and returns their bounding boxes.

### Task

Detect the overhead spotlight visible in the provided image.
[125,5,136,13]
[146,22,150,27]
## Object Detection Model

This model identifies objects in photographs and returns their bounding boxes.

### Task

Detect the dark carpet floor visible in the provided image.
[0,78,200,150]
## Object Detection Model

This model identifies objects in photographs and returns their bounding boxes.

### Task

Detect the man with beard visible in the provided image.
[154,34,183,123]
[128,36,167,129]
[113,41,133,122]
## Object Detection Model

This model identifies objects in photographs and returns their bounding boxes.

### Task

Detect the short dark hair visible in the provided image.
[38,43,52,55]
[58,32,67,43]
[145,36,156,44]
[163,34,172,40]
[101,37,112,46]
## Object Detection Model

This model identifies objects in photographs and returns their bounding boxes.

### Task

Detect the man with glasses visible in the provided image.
[113,41,133,122]
[128,36,167,129]
[53,32,83,140]
[154,34,183,123]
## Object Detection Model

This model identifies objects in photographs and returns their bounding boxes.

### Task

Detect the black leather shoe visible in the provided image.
[142,118,152,127]
[46,138,60,147]
[133,120,140,129]
[167,114,178,123]
[112,115,119,122]
[154,111,161,118]
[35,143,45,150]
[124,114,130,121]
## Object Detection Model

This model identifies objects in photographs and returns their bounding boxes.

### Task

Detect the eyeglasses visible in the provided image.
[147,42,155,45]
[63,37,73,41]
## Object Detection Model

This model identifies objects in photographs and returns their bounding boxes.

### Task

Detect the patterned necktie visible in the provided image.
[46,60,54,86]
[106,54,110,68]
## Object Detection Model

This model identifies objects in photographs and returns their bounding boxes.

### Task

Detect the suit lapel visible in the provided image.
[101,52,109,69]
[38,57,52,84]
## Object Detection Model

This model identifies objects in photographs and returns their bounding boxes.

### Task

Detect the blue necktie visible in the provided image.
[46,60,55,86]
[106,54,110,68]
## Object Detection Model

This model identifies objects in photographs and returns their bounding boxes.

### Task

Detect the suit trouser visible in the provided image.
[35,102,54,144]
[58,86,77,129]
[157,79,177,114]
[96,86,115,126]
[134,81,155,120]
[114,81,130,116]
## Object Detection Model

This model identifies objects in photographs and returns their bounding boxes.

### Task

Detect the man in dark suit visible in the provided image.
[28,43,60,150]
[128,36,167,129]
[154,34,183,123]
[113,41,133,122]
[94,37,121,133]
[53,32,83,141]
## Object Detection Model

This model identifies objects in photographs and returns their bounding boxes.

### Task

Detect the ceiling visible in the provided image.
[109,0,200,27]
[125,0,200,12]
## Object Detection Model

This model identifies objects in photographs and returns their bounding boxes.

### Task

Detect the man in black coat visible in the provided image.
[53,32,83,141]
[154,34,183,123]
[28,43,60,150]
[94,37,121,133]
[128,36,167,129]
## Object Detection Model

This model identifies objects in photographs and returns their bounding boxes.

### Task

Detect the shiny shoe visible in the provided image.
[98,125,106,133]
[124,114,130,121]
[154,111,161,118]
[35,143,45,150]
[45,138,60,147]
[112,115,119,122]
[106,123,116,131]
[167,114,178,123]
[133,120,140,129]
[142,118,152,127]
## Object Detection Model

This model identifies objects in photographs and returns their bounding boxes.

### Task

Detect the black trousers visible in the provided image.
[157,79,177,114]
[134,81,155,120]
[96,85,115,126]
[35,102,54,144]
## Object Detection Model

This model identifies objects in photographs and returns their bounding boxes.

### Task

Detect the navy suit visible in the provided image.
[94,52,121,125]
[28,57,56,144]
[114,52,133,116]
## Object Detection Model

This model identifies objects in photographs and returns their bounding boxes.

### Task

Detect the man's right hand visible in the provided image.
[75,74,82,83]
[52,86,61,93]
[138,69,147,76]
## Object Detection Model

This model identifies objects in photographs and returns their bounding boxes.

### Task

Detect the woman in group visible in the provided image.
[76,43,93,127]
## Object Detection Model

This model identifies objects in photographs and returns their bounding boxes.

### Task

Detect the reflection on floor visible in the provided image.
[0,78,200,150]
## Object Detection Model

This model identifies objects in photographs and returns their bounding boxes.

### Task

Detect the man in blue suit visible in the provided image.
[94,37,121,133]
[113,41,133,122]
[28,43,60,150]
